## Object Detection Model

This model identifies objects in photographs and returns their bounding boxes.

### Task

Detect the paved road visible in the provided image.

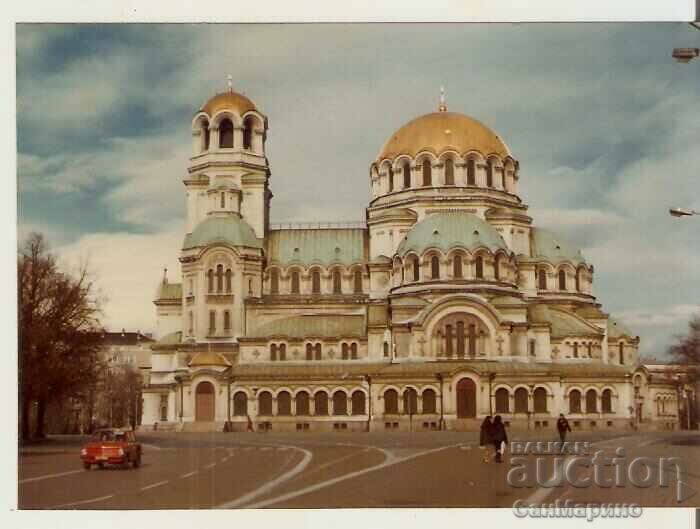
[17,430,700,509]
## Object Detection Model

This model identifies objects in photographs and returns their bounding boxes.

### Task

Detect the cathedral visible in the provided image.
[141,85,681,432]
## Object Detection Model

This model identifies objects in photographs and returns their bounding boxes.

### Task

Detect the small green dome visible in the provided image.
[530,228,586,265]
[183,215,262,251]
[396,211,509,257]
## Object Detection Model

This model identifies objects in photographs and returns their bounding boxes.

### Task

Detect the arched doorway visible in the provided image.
[195,381,215,421]
[456,378,477,418]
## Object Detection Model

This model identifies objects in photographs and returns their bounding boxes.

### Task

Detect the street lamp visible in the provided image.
[669,207,699,218]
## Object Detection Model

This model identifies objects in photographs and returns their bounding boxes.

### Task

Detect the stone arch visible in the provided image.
[195,380,216,422]
[455,376,477,418]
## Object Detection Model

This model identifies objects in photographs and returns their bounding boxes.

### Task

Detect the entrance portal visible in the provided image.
[456,378,476,418]
[195,381,215,421]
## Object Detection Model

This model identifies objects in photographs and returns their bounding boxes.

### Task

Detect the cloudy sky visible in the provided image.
[16,23,700,357]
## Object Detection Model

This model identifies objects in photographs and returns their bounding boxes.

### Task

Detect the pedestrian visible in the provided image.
[490,415,508,463]
[479,415,493,463]
[246,414,254,432]
[557,413,571,445]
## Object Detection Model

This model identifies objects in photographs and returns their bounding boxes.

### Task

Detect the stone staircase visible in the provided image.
[181,421,223,433]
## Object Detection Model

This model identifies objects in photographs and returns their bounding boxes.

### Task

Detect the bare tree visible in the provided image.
[18,233,104,440]
[668,313,700,367]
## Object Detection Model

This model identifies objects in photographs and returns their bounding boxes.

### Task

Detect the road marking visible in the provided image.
[141,443,162,451]
[241,443,457,509]
[218,446,313,508]
[180,470,198,479]
[19,469,84,484]
[51,494,114,509]
[243,447,254,451]
[460,445,472,450]
[260,447,271,451]
[140,479,169,491]
[204,462,216,469]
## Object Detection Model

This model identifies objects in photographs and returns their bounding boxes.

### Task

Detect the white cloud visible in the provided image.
[617,304,700,329]
[56,228,183,334]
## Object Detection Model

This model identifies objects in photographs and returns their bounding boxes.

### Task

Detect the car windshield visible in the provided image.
[94,431,126,442]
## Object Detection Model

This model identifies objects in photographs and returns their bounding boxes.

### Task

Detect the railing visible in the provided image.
[269,221,367,230]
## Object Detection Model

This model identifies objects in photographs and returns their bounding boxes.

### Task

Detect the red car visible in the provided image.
[80,428,142,469]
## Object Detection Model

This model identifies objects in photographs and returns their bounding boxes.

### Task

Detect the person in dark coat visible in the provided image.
[557,414,572,444]
[490,415,508,463]
[479,416,493,462]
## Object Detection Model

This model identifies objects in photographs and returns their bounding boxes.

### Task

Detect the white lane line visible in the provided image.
[242,443,457,509]
[20,469,84,484]
[141,443,162,451]
[277,447,289,451]
[218,446,313,508]
[260,447,271,451]
[204,462,216,470]
[140,479,169,491]
[180,470,198,479]
[51,494,115,509]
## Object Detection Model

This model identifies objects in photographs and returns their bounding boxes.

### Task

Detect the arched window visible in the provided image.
[188,311,194,335]
[207,269,214,293]
[444,324,454,356]
[388,166,394,192]
[514,388,528,413]
[208,310,216,334]
[495,388,509,413]
[403,388,418,415]
[220,191,225,209]
[618,342,624,365]
[291,270,300,294]
[575,269,582,291]
[270,269,279,294]
[569,390,582,413]
[403,162,411,188]
[314,343,322,360]
[475,256,484,279]
[258,391,272,416]
[573,342,579,358]
[219,118,234,148]
[277,391,292,416]
[305,343,313,361]
[225,269,232,292]
[533,388,547,413]
[412,256,420,282]
[351,391,366,415]
[202,120,210,151]
[332,269,342,294]
[311,269,321,294]
[341,343,349,360]
[243,116,254,150]
[233,392,247,416]
[558,269,566,291]
[350,343,358,359]
[467,158,476,185]
[279,343,286,361]
[486,160,494,187]
[587,342,592,358]
[216,264,224,293]
[333,391,347,415]
[501,166,507,189]
[422,159,432,186]
[384,389,399,414]
[453,254,463,278]
[353,269,363,293]
[223,310,231,331]
[314,392,328,416]
[430,255,440,279]
[585,389,598,413]
[270,344,277,361]
[538,268,547,290]
[602,389,613,413]
[296,391,310,415]
[422,389,437,414]
[444,158,454,185]
[494,255,501,281]
[383,341,390,357]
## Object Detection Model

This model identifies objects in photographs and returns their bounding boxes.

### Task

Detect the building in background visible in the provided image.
[141,86,681,432]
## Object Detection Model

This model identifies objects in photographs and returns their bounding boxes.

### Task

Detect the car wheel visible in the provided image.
[133,455,141,468]
[83,462,91,470]
[97,463,105,469]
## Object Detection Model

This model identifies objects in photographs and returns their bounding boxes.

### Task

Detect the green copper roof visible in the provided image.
[247,314,365,339]
[529,305,602,339]
[183,215,262,251]
[530,228,586,265]
[396,211,509,257]
[266,228,368,266]
[608,318,635,339]
[156,282,182,301]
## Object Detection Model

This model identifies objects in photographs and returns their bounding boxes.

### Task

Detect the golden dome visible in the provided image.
[199,90,257,117]
[376,111,510,161]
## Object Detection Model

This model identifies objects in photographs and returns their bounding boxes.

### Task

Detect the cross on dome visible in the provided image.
[438,85,447,112]
[227,74,233,92]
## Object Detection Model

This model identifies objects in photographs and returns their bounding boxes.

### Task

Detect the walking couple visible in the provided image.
[479,415,508,463]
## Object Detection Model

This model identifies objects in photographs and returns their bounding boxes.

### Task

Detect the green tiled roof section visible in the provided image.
[183,215,262,250]
[157,283,182,301]
[396,211,509,257]
[608,318,635,339]
[266,228,368,266]
[529,305,602,339]
[248,314,366,339]
[530,227,586,265]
